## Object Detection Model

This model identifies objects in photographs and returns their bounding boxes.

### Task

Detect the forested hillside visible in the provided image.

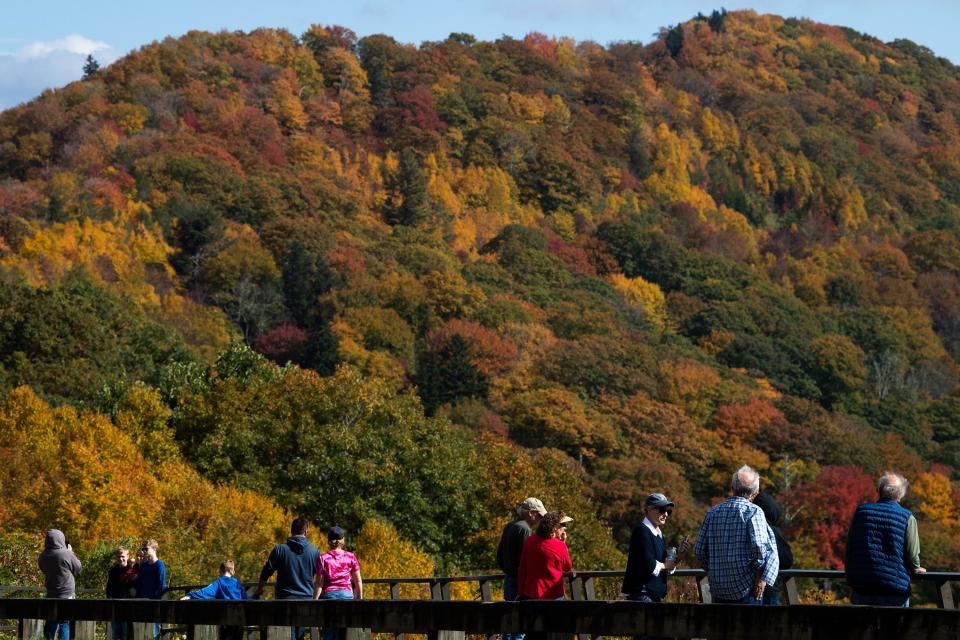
[2,9,960,588]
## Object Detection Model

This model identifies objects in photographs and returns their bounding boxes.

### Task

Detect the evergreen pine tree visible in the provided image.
[386,148,429,226]
[416,335,488,416]
[82,55,100,79]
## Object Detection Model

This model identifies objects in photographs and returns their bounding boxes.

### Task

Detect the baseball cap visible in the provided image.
[519,497,547,516]
[559,515,573,525]
[328,526,345,540]
[644,493,675,509]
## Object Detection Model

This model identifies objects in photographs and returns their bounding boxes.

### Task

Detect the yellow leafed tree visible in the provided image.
[607,273,669,331]
[355,519,435,599]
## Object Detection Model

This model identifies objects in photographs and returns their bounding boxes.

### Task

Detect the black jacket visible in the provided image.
[621,523,668,601]
[754,492,794,590]
[496,519,533,577]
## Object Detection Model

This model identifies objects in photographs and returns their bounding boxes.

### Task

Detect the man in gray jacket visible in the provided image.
[38,529,82,640]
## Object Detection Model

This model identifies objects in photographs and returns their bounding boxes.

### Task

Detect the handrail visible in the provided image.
[1,597,959,640]
[4,568,957,609]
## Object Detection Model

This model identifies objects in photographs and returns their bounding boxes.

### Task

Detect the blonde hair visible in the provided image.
[220,560,235,574]
[142,539,159,552]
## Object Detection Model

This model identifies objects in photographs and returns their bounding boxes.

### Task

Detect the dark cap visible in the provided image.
[328,526,345,540]
[644,493,675,509]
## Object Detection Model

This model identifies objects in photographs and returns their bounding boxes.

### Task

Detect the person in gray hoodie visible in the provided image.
[38,529,82,640]
[256,518,320,640]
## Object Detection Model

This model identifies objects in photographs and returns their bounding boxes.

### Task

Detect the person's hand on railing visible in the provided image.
[915,567,927,575]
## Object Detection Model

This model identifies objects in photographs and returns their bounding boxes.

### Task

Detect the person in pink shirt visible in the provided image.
[313,527,363,640]
[517,512,573,601]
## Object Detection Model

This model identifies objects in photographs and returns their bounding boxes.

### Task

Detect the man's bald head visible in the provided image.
[731,465,760,498]
[878,472,908,502]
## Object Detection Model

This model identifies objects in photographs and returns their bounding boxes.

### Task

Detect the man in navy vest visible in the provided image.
[844,473,926,606]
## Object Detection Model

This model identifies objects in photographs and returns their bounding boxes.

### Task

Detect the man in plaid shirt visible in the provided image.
[694,465,779,604]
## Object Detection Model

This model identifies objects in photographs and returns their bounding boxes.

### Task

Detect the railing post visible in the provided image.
[74,621,96,640]
[189,625,218,640]
[19,618,43,640]
[262,626,290,640]
[582,576,596,601]
[697,575,712,604]
[429,580,464,640]
[389,582,403,640]
[784,576,800,605]
[569,575,584,601]
[132,622,155,640]
[936,579,956,610]
[479,579,496,640]
[478,578,492,603]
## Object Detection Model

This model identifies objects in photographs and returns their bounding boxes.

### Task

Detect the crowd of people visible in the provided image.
[494,465,925,611]
[37,520,361,640]
[35,466,927,640]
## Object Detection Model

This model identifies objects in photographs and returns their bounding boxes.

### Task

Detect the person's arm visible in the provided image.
[157,561,167,598]
[258,547,279,596]
[693,513,710,572]
[351,567,362,600]
[496,532,506,573]
[184,579,219,601]
[558,540,573,573]
[516,543,528,600]
[106,567,116,598]
[505,526,527,577]
[750,517,779,598]
[904,516,925,574]
[72,552,82,577]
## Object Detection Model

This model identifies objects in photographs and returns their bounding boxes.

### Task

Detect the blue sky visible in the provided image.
[1,0,958,110]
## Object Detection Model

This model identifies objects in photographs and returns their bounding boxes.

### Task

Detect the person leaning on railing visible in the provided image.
[38,529,82,640]
[517,511,573,601]
[694,466,779,605]
[620,493,690,604]
[313,527,362,640]
[256,517,321,640]
[180,560,248,640]
[844,472,926,607]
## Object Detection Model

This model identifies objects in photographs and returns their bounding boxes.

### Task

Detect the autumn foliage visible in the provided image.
[2,9,960,586]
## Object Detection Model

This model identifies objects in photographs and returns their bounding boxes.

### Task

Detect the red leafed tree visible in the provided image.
[783,465,876,568]
[425,319,518,377]
[709,397,787,443]
[395,86,447,132]
[523,32,558,60]
[254,324,308,363]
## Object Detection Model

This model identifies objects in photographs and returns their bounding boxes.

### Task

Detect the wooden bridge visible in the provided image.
[2,569,958,640]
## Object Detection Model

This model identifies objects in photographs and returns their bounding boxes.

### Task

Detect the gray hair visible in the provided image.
[878,472,908,502]
[731,465,760,498]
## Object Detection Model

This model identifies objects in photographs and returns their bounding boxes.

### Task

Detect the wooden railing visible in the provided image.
[2,570,957,640]
[164,569,955,607]
[2,596,960,640]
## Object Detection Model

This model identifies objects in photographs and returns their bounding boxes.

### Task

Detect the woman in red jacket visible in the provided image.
[517,511,573,600]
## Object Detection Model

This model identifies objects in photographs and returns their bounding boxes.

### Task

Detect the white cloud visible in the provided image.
[18,34,112,60]
[0,35,117,111]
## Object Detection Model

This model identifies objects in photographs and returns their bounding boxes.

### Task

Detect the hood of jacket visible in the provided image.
[286,535,308,554]
[44,529,67,551]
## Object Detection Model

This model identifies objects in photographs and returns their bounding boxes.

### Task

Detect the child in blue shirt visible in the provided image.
[181,560,248,601]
